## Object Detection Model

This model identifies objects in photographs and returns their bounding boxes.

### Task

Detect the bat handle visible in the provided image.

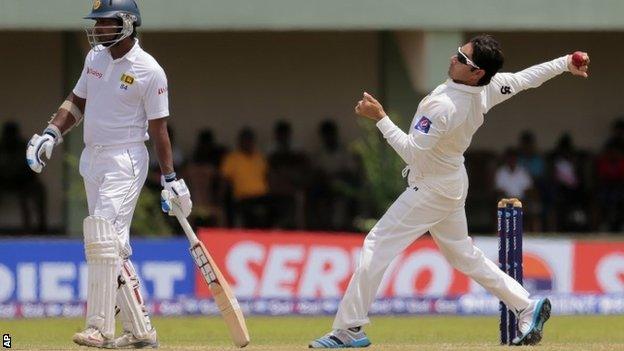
[172,206,200,246]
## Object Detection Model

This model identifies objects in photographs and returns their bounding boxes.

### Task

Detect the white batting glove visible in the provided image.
[25,134,54,173]
[161,178,192,218]
[26,125,62,173]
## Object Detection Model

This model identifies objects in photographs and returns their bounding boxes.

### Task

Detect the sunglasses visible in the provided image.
[456,47,480,69]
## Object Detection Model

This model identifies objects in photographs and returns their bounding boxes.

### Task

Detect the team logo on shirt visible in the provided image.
[120,73,135,90]
[415,116,432,134]
[500,85,512,95]
[93,0,101,10]
[120,73,135,85]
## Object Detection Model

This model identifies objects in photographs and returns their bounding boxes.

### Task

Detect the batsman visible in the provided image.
[26,0,192,348]
[310,35,589,348]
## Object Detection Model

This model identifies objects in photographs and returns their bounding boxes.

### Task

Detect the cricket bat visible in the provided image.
[169,199,250,347]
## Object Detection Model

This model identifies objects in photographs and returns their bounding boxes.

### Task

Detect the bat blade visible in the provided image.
[190,242,250,347]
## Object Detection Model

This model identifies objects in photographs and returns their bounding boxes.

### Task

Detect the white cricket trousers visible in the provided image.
[333,183,531,329]
[79,142,149,258]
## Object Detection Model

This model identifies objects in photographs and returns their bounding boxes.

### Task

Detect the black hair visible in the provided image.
[274,120,291,135]
[239,127,255,141]
[470,34,504,86]
[520,130,535,144]
[319,119,337,135]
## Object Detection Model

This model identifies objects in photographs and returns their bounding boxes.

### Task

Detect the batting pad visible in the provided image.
[116,259,153,338]
[84,216,121,339]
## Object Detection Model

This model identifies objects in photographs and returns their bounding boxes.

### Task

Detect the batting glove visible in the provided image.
[161,177,192,218]
[26,126,62,173]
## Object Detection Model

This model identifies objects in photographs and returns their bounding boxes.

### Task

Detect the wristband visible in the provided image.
[43,124,63,145]
[164,172,177,182]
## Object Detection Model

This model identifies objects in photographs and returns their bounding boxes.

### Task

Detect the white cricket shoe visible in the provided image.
[72,327,114,348]
[113,329,159,349]
[512,298,552,346]
[309,327,371,348]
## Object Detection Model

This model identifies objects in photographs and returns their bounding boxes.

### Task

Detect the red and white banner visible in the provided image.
[574,241,624,293]
[197,230,624,299]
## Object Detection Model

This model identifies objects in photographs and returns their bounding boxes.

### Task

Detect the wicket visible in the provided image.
[497,198,523,345]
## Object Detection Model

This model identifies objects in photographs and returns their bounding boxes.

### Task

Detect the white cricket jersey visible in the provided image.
[376,56,569,199]
[73,39,169,147]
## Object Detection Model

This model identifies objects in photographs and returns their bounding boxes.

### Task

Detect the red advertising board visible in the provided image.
[197,229,624,298]
[573,241,624,293]
[197,230,471,298]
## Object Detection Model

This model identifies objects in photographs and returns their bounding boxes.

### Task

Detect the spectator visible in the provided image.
[308,119,360,231]
[192,129,227,168]
[517,131,546,182]
[606,117,624,153]
[186,129,228,226]
[595,140,624,232]
[267,120,309,229]
[517,131,546,231]
[221,128,271,228]
[0,121,47,233]
[548,133,589,231]
[495,148,533,200]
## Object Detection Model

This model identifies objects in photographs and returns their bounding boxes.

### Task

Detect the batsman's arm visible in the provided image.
[484,55,571,113]
[25,92,86,173]
[26,51,90,173]
[148,117,175,176]
[49,93,86,136]
[47,51,90,139]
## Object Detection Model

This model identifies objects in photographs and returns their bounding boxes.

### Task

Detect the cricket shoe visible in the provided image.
[309,327,371,348]
[112,329,159,349]
[512,298,552,346]
[72,327,114,348]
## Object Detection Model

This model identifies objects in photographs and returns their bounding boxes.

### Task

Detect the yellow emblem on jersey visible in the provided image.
[93,0,101,10]
[120,74,135,85]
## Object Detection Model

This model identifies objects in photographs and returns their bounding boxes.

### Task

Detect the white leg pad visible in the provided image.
[84,216,121,339]
[116,259,153,338]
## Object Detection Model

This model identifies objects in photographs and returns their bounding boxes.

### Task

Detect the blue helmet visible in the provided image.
[84,0,141,51]
[85,0,141,26]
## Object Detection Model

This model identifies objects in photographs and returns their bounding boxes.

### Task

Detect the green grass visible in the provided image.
[1,315,624,350]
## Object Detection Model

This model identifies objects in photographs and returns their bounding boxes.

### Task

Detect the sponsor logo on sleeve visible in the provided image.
[500,86,512,95]
[415,116,432,134]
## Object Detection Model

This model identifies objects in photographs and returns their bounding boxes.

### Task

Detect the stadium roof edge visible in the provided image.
[1,0,623,31]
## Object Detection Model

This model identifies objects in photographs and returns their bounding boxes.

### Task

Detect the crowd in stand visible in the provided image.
[491,119,624,233]
[1,117,623,234]
[144,119,362,232]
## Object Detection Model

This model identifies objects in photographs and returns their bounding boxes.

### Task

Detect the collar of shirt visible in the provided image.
[107,38,142,64]
[445,79,484,94]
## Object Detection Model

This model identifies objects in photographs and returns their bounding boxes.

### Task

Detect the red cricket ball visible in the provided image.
[571,51,588,68]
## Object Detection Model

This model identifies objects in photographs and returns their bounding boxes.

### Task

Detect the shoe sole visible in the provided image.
[131,340,159,349]
[72,335,104,348]
[308,340,371,349]
[513,298,551,346]
[308,337,371,348]
[114,337,159,349]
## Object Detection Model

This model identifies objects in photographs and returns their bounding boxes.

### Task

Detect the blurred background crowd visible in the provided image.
[2,2,623,238]
[2,115,623,235]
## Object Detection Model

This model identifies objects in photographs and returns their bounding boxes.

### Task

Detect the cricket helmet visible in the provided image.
[84,0,141,51]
